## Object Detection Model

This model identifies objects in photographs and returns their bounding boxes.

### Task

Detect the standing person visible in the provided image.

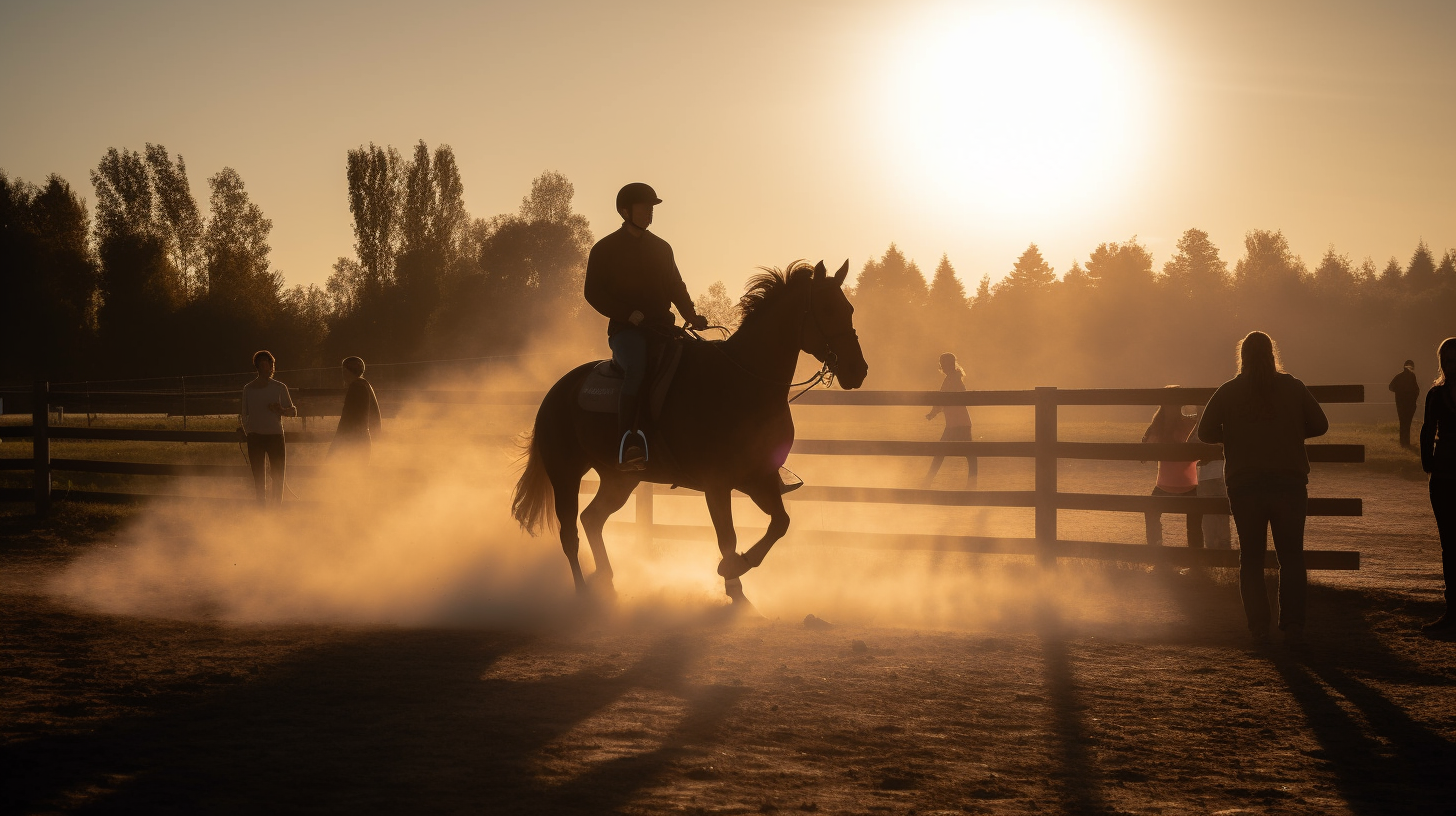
[329,356,382,463]
[1143,391,1201,549]
[239,350,297,506]
[1390,359,1421,448]
[923,352,977,489]
[1197,331,1328,645]
[583,182,708,471]
[1419,338,1456,635]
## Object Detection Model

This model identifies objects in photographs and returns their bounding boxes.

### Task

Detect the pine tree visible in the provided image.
[1162,228,1227,294]
[1405,239,1437,290]
[998,243,1055,294]
[1312,245,1355,292]
[854,243,928,308]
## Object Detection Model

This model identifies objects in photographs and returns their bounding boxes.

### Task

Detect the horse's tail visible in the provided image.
[511,423,557,535]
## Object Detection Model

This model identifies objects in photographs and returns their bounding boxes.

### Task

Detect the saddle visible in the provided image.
[577,338,685,418]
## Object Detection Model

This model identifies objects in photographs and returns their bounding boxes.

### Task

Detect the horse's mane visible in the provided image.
[739,261,815,322]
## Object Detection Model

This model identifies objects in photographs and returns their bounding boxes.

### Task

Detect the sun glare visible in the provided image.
[881,4,1153,216]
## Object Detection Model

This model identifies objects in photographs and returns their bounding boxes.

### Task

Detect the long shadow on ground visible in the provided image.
[1,624,743,815]
[1159,571,1456,816]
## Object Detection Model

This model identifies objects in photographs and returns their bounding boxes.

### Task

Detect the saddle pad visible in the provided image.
[577,360,623,414]
[577,343,684,418]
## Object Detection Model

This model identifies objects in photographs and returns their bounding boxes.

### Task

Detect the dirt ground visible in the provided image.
[2,414,1454,815]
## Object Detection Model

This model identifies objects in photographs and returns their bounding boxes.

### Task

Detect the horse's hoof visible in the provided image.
[717,552,751,579]
[588,572,618,600]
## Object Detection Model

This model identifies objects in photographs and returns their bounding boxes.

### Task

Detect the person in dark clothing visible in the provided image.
[1390,359,1421,448]
[584,182,708,470]
[329,356,382,463]
[923,352,977,488]
[1420,337,1456,636]
[1197,331,1328,646]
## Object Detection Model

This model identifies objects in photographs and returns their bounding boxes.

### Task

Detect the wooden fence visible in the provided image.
[0,381,1366,570]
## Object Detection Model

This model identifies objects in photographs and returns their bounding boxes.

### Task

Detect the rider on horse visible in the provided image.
[584,182,709,471]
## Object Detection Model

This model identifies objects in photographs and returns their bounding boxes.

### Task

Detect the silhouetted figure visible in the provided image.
[329,356,382,463]
[1143,392,1200,549]
[239,350,297,506]
[923,352,977,489]
[515,261,868,606]
[1390,359,1421,448]
[1197,331,1328,646]
[1420,338,1456,636]
[583,182,708,470]
[1197,455,1233,550]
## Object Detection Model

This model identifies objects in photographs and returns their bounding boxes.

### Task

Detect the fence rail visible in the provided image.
[2,381,1366,570]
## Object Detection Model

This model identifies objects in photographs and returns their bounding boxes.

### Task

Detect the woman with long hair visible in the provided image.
[1197,331,1328,645]
[1419,337,1456,635]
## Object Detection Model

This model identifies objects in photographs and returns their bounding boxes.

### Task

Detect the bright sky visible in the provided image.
[2,0,1453,295]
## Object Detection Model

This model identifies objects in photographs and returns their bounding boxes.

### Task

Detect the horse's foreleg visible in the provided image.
[554,483,586,594]
[741,480,790,571]
[580,474,637,586]
[706,488,748,584]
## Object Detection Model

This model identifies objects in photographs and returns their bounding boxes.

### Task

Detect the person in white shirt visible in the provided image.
[239,350,297,505]
[1197,456,1233,549]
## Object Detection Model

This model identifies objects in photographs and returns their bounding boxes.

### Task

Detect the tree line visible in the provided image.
[849,232,1456,389]
[3,142,1452,389]
[0,141,598,382]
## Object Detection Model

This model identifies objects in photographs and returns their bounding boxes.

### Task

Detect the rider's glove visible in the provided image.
[628,310,645,326]
[687,314,709,331]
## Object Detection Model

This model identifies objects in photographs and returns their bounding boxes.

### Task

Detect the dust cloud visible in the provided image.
[48,340,1136,635]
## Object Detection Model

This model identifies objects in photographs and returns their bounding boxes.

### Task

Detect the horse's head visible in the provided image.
[803,260,868,390]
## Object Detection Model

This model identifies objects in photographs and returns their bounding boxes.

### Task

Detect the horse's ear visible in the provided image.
[813,260,826,281]
[833,259,849,286]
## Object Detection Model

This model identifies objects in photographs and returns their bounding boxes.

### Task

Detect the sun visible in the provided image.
[879,4,1153,216]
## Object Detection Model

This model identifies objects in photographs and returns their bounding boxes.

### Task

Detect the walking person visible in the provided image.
[1197,331,1328,645]
[1420,338,1456,636]
[1390,359,1421,448]
[1143,391,1201,550]
[923,352,977,489]
[239,350,296,506]
[328,356,382,464]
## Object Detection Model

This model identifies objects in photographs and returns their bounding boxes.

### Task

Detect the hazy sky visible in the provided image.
[2,0,1453,295]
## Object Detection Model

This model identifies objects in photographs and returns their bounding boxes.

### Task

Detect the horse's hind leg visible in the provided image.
[580,473,638,587]
[553,476,587,594]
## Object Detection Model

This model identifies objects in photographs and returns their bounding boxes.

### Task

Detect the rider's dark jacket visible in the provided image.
[584,224,697,337]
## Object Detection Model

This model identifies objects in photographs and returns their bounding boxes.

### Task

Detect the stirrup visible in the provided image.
[618,430,649,467]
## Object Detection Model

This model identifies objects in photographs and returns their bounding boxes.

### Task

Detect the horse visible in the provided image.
[511,259,868,605]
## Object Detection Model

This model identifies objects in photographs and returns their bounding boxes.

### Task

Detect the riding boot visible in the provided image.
[617,393,647,471]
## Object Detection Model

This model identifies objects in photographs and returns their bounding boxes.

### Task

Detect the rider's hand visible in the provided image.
[628,310,645,326]
[687,314,709,331]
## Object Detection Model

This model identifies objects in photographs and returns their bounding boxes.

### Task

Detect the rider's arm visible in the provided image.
[663,245,703,325]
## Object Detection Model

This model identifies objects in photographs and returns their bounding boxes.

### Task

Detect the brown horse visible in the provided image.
[511,260,868,604]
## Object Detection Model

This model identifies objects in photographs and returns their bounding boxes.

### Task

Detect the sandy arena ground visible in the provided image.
[1,412,1453,815]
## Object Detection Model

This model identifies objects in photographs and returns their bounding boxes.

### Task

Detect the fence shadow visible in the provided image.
[1035,600,1113,815]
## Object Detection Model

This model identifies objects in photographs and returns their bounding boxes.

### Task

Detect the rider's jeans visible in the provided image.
[609,327,648,398]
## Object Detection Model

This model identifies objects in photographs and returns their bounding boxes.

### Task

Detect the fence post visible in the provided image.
[636,482,654,549]
[33,381,50,516]
[1034,386,1058,567]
